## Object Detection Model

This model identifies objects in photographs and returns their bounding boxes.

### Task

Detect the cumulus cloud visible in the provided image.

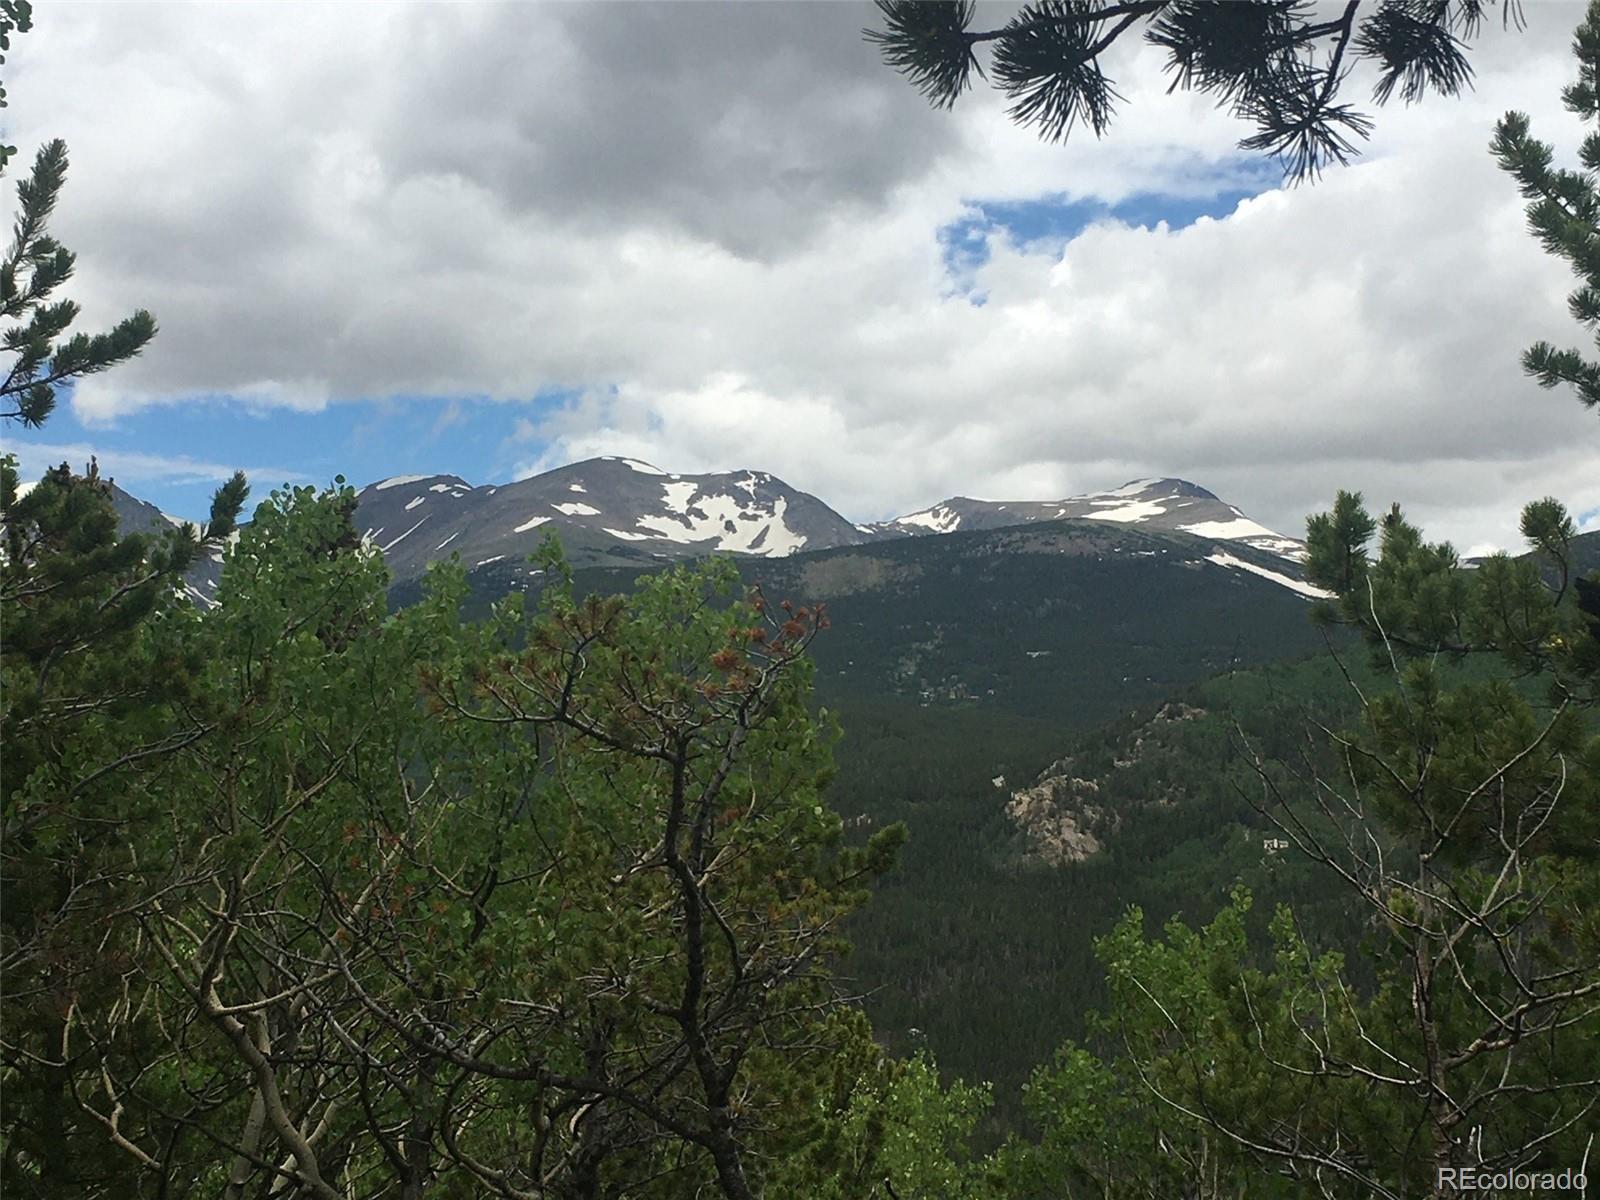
[6,0,1596,550]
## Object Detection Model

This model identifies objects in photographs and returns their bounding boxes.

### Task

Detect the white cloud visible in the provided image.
[5,1,1595,549]
[70,378,334,425]
[4,441,304,489]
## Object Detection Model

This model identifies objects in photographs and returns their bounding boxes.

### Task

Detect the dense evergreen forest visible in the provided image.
[5,1,1600,1197]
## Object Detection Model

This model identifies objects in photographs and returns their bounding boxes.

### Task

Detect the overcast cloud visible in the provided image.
[5,0,1597,553]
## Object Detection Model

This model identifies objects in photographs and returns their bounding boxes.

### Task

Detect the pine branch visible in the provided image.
[1493,2,1600,419]
[870,0,1524,181]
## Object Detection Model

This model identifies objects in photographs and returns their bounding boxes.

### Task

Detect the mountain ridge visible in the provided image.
[863,476,1305,561]
[353,456,1310,586]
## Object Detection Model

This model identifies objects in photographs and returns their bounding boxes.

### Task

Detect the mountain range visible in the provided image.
[353,455,1319,597]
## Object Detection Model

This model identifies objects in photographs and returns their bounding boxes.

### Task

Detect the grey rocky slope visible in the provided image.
[106,482,226,607]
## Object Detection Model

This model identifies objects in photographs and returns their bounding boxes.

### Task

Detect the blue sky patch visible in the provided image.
[5,388,582,520]
[940,178,1275,296]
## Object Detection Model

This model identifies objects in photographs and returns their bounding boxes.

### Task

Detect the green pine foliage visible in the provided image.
[868,0,1516,181]
[1494,0,1600,414]
[0,141,156,428]
[0,458,229,1197]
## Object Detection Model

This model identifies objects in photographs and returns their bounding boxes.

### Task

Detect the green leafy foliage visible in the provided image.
[770,1013,993,1200]
[4,483,911,1197]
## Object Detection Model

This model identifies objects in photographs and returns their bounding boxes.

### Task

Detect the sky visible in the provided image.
[2,0,1598,555]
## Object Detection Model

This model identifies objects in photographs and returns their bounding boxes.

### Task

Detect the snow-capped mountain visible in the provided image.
[84,457,1318,601]
[353,460,1316,597]
[355,456,869,583]
[869,478,1305,561]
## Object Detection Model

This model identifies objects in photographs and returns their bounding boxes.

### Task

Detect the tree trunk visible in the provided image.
[708,1120,756,1200]
[39,1013,71,1200]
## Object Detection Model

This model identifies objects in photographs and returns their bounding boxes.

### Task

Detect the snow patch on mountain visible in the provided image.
[1205,552,1330,600]
[896,504,963,534]
[381,517,428,552]
[636,493,807,555]
[514,516,551,533]
[1180,516,1274,539]
[1091,479,1162,499]
[375,475,432,491]
[1250,538,1309,561]
[1086,499,1168,523]
[554,502,600,517]
[660,480,698,512]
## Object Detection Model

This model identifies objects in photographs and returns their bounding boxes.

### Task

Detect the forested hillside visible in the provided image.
[393,518,1329,722]
[389,523,1600,1137]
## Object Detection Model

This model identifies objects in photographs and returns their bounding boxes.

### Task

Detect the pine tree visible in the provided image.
[868,0,1522,182]
[1493,0,1600,415]
[0,42,247,1190]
